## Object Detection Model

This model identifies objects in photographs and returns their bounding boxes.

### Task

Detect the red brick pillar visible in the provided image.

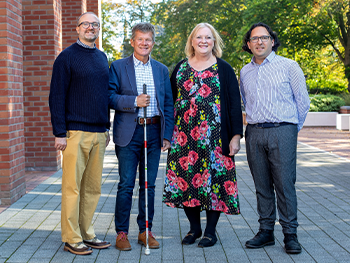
[87,0,101,49]
[62,0,86,50]
[0,0,25,205]
[61,0,102,50]
[22,0,62,171]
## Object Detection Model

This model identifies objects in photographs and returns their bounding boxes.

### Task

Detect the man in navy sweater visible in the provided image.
[49,12,111,255]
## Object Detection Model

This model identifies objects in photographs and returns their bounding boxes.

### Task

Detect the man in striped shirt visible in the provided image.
[240,22,310,254]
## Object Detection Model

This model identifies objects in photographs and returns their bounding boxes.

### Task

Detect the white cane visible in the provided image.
[143,84,151,255]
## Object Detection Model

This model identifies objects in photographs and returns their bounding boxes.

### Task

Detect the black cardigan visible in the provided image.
[170,58,243,157]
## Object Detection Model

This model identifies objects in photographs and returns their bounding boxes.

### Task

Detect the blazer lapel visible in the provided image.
[126,55,138,94]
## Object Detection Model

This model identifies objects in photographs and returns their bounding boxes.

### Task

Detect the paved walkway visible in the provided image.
[1,135,350,262]
[298,127,350,160]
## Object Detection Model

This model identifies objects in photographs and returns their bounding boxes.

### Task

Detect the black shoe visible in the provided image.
[198,233,217,248]
[182,231,202,245]
[284,234,302,254]
[245,229,275,248]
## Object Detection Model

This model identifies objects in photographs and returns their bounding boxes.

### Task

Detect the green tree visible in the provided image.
[101,0,122,63]
[131,0,347,89]
[309,0,350,92]
[241,0,350,92]
[118,0,154,57]
[151,0,245,71]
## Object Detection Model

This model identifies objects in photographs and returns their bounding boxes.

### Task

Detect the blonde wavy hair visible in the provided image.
[185,23,224,58]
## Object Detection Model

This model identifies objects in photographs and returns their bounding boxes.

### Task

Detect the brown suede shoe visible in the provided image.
[115,232,131,251]
[138,231,160,249]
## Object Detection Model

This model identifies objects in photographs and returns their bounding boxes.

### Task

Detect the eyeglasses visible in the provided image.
[78,21,100,29]
[249,35,271,43]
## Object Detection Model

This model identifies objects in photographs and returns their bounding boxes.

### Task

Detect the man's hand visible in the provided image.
[106,130,110,147]
[229,135,241,156]
[161,139,171,152]
[55,137,67,151]
[137,94,151,107]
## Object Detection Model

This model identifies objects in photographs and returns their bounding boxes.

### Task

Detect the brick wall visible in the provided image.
[60,0,102,50]
[87,0,101,49]
[61,0,101,50]
[62,0,86,50]
[1,0,101,205]
[22,0,62,171]
[0,0,25,205]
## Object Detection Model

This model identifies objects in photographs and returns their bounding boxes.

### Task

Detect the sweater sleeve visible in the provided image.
[217,58,243,156]
[225,63,243,138]
[49,53,71,137]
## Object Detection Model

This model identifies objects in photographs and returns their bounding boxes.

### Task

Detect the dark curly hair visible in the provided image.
[242,22,281,54]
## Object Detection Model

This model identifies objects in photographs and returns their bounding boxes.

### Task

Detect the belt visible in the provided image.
[137,116,160,125]
[249,122,293,128]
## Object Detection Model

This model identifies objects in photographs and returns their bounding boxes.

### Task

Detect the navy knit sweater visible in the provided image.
[49,43,110,137]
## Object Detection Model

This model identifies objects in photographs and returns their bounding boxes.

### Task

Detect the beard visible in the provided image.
[82,30,98,42]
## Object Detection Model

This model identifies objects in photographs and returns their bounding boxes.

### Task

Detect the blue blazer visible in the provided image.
[108,55,174,147]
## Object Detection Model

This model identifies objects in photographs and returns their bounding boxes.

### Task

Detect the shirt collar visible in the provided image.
[251,51,276,65]
[133,54,151,67]
[77,38,96,49]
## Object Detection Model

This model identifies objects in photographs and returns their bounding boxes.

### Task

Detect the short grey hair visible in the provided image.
[77,12,99,26]
[131,22,155,43]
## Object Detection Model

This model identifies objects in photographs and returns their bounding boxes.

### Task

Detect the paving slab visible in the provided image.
[1,136,350,262]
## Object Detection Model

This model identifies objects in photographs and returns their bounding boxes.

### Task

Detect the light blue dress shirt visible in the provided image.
[240,51,310,131]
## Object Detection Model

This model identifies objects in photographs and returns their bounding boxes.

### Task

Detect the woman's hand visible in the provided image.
[229,135,241,156]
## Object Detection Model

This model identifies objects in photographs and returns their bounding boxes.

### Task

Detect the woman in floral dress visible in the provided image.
[163,23,243,247]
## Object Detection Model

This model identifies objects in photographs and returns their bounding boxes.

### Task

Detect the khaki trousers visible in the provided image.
[61,130,107,243]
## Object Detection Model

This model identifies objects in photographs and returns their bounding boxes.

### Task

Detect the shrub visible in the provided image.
[307,79,348,95]
[339,93,350,106]
[309,94,345,112]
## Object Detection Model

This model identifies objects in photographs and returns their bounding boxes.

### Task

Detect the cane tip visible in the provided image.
[145,248,150,255]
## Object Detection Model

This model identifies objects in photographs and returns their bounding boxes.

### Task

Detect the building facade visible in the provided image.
[0,0,102,205]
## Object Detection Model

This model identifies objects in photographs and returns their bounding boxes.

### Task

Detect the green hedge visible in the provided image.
[307,79,348,95]
[309,94,345,112]
[339,93,350,106]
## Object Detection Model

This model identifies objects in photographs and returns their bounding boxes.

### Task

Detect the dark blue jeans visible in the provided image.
[114,123,161,234]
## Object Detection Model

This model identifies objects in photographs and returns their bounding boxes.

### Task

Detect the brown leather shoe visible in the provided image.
[115,232,131,251]
[138,231,160,249]
[83,237,111,249]
[64,242,93,255]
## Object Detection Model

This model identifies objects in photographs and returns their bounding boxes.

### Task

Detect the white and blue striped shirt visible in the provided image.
[240,51,310,131]
[133,55,159,118]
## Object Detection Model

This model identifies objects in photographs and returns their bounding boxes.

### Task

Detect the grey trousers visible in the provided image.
[245,124,298,234]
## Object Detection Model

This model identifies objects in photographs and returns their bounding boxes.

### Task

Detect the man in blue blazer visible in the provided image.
[108,22,174,251]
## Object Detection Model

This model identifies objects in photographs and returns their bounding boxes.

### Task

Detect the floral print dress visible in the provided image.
[163,59,240,215]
